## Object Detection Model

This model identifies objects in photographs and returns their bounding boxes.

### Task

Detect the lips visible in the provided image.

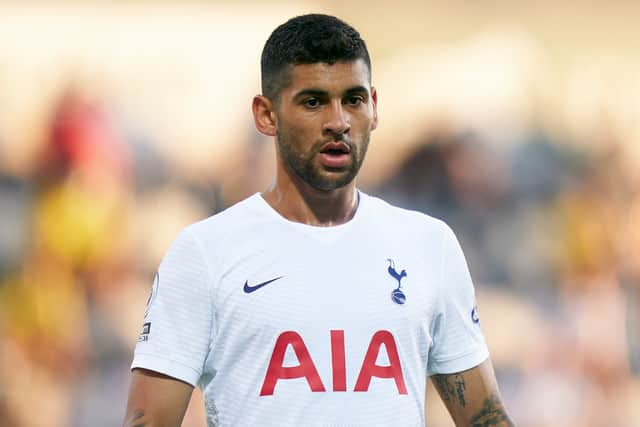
[318,141,351,168]
[320,141,351,154]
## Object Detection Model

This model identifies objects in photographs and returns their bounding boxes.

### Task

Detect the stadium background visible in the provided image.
[1,1,639,425]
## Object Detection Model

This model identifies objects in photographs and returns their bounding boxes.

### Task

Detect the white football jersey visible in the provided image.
[132,192,489,427]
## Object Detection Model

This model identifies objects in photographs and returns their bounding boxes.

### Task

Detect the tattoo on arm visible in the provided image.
[432,374,467,407]
[432,375,452,403]
[454,375,466,407]
[124,409,146,427]
[470,395,515,427]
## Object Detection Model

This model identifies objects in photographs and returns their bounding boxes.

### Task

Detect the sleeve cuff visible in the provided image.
[131,353,201,387]
[427,346,490,376]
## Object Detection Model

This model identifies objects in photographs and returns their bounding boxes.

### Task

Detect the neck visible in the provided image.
[262,170,359,227]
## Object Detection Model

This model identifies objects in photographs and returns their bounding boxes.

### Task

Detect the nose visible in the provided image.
[322,101,350,137]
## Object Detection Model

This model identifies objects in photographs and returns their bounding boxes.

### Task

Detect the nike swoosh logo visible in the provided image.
[243,276,284,293]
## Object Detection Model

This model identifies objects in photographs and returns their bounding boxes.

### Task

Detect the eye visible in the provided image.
[346,95,364,106]
[303,98,320,108]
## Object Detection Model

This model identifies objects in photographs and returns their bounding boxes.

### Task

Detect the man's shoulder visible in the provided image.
[183,193,265,240]
[361,192,448,232]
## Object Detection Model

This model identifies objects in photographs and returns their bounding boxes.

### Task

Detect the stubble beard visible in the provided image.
[276,128,370,191]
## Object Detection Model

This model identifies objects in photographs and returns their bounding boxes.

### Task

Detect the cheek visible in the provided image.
[351,118,374,136]
[370,114,378,131]
[279,118,317,144]
[351,109,375,128]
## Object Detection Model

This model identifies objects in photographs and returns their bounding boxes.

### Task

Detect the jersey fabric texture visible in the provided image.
[131,191,489,427]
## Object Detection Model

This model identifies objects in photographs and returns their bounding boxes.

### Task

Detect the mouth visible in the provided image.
[318,141,352,169]
[319,141,351,155]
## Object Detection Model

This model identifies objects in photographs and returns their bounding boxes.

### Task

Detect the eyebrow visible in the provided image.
[292,85,370,100]
[293,89,327,100]
[344,85,369,95]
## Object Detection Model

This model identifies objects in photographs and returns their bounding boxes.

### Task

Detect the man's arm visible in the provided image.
[123,368,194,427]
[430,359,514,427]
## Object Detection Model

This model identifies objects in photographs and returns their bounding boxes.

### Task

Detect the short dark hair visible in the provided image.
[260,14,371,101]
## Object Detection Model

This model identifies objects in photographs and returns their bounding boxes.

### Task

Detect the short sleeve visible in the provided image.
[131,228,214,387]
[427,225,489,375]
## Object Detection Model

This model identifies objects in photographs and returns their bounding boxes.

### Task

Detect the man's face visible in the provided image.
[273,59,378,191]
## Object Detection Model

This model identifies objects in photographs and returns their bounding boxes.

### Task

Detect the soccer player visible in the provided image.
[124,14,514,427]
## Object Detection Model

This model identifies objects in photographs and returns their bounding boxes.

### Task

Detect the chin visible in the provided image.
[308,174,355,191]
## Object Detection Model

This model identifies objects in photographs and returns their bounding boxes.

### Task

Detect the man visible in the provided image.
[124,14,514,427]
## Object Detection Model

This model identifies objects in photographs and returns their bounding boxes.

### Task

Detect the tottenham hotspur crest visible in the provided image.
[387,259,407,305]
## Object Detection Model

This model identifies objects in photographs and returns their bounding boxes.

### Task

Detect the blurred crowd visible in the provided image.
[381,126,640,426]
[1,81,639,427]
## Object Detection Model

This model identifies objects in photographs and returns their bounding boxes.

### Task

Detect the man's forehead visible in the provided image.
[284,59,371,92]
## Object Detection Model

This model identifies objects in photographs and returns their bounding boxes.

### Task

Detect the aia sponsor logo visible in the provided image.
[260,330,407,396]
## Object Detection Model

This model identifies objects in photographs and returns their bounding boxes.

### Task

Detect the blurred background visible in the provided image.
[0,1,639,426]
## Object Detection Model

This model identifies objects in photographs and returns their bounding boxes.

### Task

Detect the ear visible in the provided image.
[370,86,379,131]
[252,95,277,137]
